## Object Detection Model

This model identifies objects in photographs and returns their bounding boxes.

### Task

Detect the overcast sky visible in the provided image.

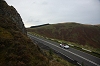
[6,0,100,27]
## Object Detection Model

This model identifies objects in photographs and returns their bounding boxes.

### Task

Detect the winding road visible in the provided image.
[28,33,100,66]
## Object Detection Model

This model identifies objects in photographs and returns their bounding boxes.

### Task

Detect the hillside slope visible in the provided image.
[0,0,26,34]
[0,0,49,66]
[27,22,100,48]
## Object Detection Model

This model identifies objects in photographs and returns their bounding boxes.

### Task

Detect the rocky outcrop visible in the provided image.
[0,0,26,34]
[0,0,49,66]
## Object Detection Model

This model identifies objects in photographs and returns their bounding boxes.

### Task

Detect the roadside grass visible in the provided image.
[28,32,100,58]
[43,49,75,66]
[51,40,100,58]
[28,32,77,66]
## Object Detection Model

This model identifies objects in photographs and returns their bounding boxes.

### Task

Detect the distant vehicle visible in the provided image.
[64,45,69,49]
[60,44,69,49]
[60,44,64,47]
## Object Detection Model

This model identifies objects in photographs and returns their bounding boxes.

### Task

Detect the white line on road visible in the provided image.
[29,34,100,66]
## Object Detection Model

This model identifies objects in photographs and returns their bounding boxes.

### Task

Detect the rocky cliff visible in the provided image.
[0,0,26,34]
[0,0,49,66]
[0,0,84,66]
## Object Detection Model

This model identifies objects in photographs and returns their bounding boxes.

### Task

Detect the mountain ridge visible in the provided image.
[27,22,100,48]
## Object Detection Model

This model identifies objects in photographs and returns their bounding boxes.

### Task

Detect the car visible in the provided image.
[64,45,69,49]
[60,44,64,47]
[60,44,69,49]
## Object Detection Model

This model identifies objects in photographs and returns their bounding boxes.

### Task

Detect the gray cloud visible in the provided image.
[6,0,100,27]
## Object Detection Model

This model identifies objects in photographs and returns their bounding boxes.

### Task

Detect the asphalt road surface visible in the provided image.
[28,33,100,66]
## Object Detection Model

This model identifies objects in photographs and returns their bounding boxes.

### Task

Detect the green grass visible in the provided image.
[0,27,13,39]
[27,22,100,49]
[29,32,100,58]
[43,49,75,66]
[28,32,77,66]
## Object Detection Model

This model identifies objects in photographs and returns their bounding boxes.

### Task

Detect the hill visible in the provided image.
[27,22,100,49]
[0,0,49,66]
[30,24,50,28]
[0,0,75,66]
[0,0,26,34]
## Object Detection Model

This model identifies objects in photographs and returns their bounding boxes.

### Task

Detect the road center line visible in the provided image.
[29,34,100,66]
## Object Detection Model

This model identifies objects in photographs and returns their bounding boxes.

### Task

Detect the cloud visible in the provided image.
[6,0,100,27]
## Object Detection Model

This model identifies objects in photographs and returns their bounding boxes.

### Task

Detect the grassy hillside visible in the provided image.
[0,12,74,66]
[0,0,75,66]
[0,0,49,66]
[27,22,100,53]
[0,16,50,66]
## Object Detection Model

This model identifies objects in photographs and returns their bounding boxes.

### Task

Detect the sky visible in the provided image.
[6,0,100,27]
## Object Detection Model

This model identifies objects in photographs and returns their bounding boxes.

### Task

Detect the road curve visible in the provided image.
[28,34,100,66]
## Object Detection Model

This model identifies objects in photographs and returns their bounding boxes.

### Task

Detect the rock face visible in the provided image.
[0,0,26,34]
[0,0,49,66]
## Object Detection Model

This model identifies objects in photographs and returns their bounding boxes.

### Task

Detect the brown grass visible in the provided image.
[27,23,100,48]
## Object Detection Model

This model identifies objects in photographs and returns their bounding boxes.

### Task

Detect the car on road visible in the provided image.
[64,45,69,49]
[60,44,64,47]
[60,44,69,49]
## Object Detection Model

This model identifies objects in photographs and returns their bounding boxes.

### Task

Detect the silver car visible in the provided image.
[60,44,69,49]
[64,45,69,49]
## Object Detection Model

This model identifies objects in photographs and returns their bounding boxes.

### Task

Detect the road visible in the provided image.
[28,34,100,66]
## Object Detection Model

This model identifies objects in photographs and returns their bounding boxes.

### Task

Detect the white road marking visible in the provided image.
[29,33,99,60]
[29,34,100,66]
[71,47,100,60]
[49,45,74,61]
